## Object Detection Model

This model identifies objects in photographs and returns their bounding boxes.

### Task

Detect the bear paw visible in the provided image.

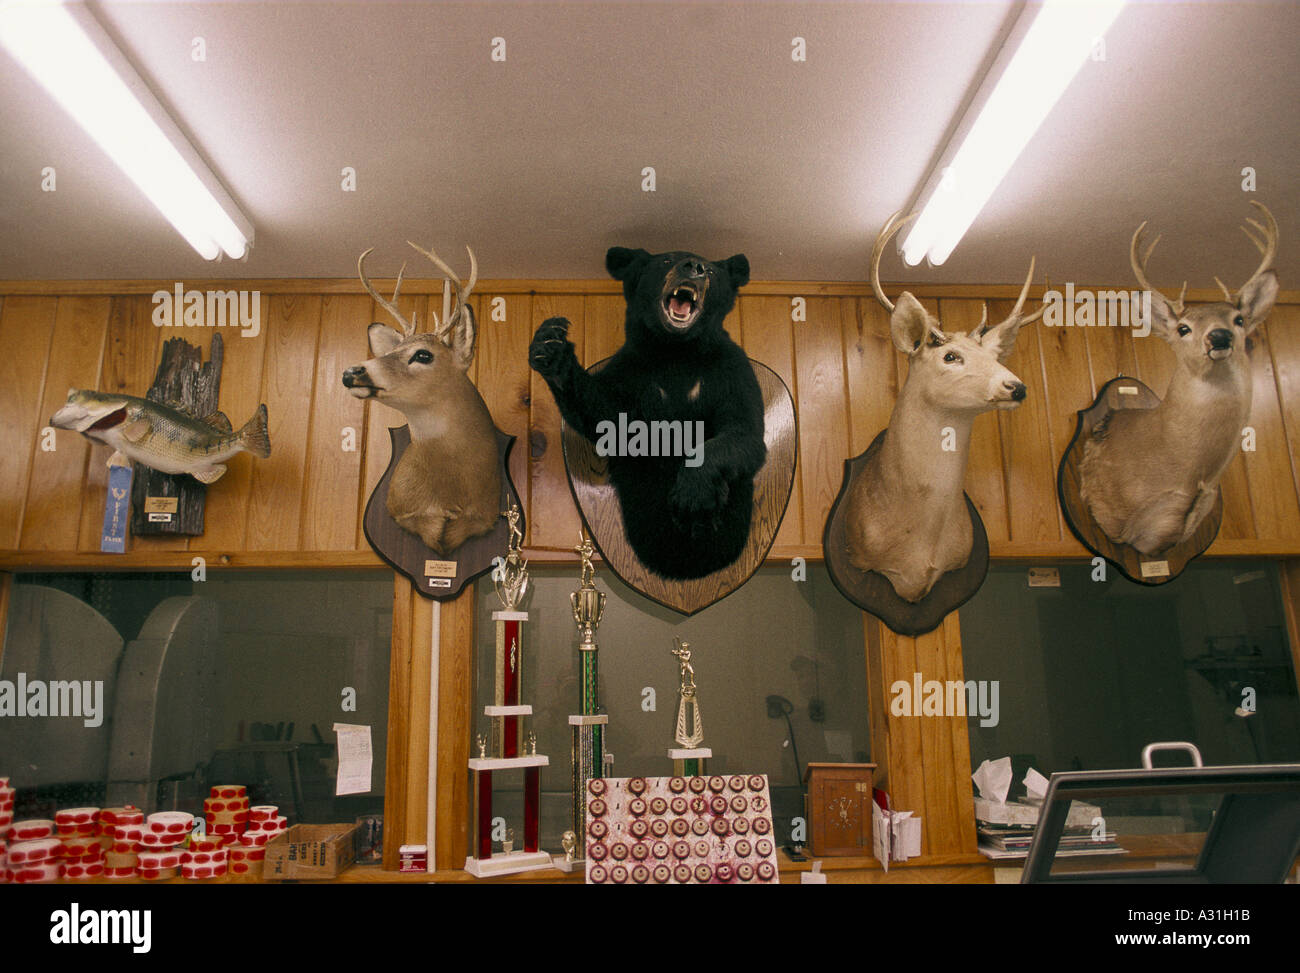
[528,317,576,382]
[669,464,729,521]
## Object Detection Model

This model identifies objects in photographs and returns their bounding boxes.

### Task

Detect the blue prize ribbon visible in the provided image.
[100,463,134,553]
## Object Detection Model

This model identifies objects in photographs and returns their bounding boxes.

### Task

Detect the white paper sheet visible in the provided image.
[333,722,373,796]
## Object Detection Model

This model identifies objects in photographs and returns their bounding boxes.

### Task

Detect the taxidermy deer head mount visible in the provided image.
[342,243,502,556]
[1079,202,1280,556]
[844,211,1046,603]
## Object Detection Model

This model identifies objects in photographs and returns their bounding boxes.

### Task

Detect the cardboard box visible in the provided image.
[262,824,358,880]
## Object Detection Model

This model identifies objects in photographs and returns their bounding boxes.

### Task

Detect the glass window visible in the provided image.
[472,563,872,851]
[960,560,1300,784]
[0,570,391,828]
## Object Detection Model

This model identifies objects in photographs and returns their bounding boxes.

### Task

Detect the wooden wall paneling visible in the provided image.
[77,297,157,551]
[405,585,433,862]
[301,295,369,550]
[1083,325,1140,396]
[938,612,978,854]
[528,294,586,549]
[20,297,109,551]
[793,297,851,546]
[382,574,414,870]
[435,586,475,870]
[1037,321,1097,542]
[738,296,802,548]
[841,298,898,455]
[245,296,322,551]
[202,296,270,552]
[1131,315,1256,540]
[990,304,1061,543]
[583,294,624,365]
[1266,307,1300,510]
[1240,328,1300,544]
[477,292,532,544]
[0,297,56,549]
[1282,560,1300,696]
[936,299,1010,543]
[356,293,430,550]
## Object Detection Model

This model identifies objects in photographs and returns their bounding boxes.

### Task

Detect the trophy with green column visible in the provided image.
[554,533,609,872]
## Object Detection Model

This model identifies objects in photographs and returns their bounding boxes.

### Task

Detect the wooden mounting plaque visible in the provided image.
[1058,375,1222,586]
[363,426,522,600]
[823,430,990,637]
[561,359,797,616]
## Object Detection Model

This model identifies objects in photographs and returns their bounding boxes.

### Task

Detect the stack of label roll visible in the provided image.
[181,834,228,880]
[0,777,13,882]
[204,785,249,845]
[5,821,62,884]
[229,805,287,878]
[135,811,193,879]
[100,806,145,878]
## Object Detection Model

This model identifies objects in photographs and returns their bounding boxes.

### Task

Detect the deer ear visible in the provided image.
[606,247,651,281]
[890,292,931,355]
[977,315,1031,364]
[1237,269,1278,334]
[368,322,404,356]
[1139,295,1179,343]
[720,254,750,288]
[448,306,477,371]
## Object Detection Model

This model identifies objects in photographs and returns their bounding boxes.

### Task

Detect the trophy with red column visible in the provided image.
[465,503,552,877]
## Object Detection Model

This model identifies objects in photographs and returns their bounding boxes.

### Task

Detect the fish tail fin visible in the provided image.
[239,404,272,458]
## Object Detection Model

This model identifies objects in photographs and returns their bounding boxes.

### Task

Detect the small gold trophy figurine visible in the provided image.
[476,734,487,759]
[494,503,529,611]
[570,534,606,647]
[672,637,705,748]
[561,830,577,864]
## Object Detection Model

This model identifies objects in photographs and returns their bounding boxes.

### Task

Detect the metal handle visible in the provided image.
[1141,741,1203,769]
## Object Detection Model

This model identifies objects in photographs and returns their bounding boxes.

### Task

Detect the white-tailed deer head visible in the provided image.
[1079,203,1280,556]
[844,211,1045,602]
[343,243,502,556]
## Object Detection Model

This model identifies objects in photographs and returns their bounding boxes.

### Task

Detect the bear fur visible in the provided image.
[529,247,766,579]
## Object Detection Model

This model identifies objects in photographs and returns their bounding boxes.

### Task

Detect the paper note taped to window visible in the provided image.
[333,723,373,796]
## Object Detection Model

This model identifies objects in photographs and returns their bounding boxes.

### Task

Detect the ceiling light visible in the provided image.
[0,1,253,260]
[900,0,1126,267]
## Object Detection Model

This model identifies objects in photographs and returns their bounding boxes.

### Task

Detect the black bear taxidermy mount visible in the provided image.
[529,247,766,579]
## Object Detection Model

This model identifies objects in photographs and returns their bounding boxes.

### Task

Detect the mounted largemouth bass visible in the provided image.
[51,389,271,484]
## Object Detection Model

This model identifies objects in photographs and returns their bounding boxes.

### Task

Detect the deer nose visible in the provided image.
[1006,381,1027,402]
[1208,329,1233,350]
[342,366,367,388]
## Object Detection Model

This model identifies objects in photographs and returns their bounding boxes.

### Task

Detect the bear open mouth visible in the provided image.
[663,284,701,329]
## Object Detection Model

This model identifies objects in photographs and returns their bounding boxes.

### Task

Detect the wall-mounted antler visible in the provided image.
[358,247,415,336]
[407,243,478,344]
[1213,201,1278,303]
[1130,222,1188,317]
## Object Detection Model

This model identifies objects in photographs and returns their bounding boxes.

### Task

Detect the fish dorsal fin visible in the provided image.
[203,411,233,433]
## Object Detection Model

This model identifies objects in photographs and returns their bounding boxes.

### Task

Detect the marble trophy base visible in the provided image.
[669,747,712,777]
[554,713,610,872]
[463,850,554,878]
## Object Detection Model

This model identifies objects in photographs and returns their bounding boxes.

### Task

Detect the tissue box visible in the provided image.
[803,762,876,856]
[974,796,1100,828]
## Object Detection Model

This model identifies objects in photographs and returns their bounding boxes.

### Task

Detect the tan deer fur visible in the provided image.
[343,244,501,555]
[1079,203,1280,556]
[846,212,1044,602]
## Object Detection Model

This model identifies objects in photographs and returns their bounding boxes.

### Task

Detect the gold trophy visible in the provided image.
[668,637,712,776]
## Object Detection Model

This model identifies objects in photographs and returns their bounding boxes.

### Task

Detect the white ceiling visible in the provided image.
[0,0,1296,288]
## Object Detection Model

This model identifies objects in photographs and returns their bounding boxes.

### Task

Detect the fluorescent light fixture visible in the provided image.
[0,0,253,260]
[901,0,1125,267]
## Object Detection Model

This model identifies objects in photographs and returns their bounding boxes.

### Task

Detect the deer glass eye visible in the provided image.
[1233,314,1245,327]
[943,351,961,364]
[1177,325,1191,337]
[409,349,434,365]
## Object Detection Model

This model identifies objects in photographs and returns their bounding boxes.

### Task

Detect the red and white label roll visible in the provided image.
[8,819,54,842]
[209,785,246,800]
[11,861,63,883]
[137,849,183,870]
[203,796,249,813]
[111,825,143,853]
[98,806,144,830]
[187,835,224,853]
[236,830,271,847]
[105,865,137,879]
[248,805,278,823]
[181,861,227,880]
[64,861,105,880]
[136,866,178,881]
[54,807,99,826]
[7,837,62,865]
[137,832,184,850]
[61,836,104,860]
[104,851,138,869]
[146,811,193,837]
[229,845,265,862]
[180,848,227,866]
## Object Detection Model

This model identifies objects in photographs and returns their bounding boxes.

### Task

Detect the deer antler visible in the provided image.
[870,211,918,313]
[358,248,416,336]
[1006,256,1048,325]
[1236,201,1278,296]
[1130,222,1187,317]
[407,242,477,340]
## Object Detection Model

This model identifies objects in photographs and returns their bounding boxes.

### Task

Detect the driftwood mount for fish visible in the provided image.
[130,333,225,536]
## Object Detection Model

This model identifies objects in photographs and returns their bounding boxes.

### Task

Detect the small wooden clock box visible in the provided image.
[803,762,876,857]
